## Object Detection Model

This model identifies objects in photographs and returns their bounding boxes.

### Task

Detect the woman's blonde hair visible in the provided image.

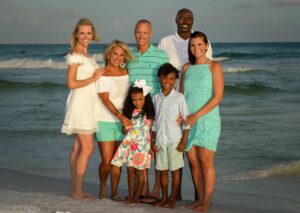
[71,18,100,47]
[103,40,133,65]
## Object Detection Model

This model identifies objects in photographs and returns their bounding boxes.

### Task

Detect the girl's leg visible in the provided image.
[110,141,122,199]
[97,141,115,197]
[141,169,149,196]
[133,168,145,203]
[70,135,80,197]
[72,134,94,199]
[195,148,215,212]
[186,146,204,209]
[127,167,135,202]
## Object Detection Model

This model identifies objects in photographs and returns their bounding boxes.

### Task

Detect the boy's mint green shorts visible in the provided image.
[95,121,124,142]
[155,143,184,171]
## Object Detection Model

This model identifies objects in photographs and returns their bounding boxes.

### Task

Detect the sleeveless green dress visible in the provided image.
[184,64,221,152]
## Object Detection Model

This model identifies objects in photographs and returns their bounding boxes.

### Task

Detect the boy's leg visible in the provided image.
[152,170,168,207]
[176,168,182,200]
[166,169,180,208]
[166,142,184,207]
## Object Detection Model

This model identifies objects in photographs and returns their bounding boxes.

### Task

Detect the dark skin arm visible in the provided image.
[176,129,190,152]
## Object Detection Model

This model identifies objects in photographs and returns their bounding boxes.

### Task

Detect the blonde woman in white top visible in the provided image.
[94,40,133,201]
[61,18,103,200]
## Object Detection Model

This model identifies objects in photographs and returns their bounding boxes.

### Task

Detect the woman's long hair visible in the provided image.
[122,86,155,120]
[188,31,208,65]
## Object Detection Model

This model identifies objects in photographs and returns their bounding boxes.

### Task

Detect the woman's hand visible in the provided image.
[185,113,199,127]
[119,115,132,128]
[93,68,104,80]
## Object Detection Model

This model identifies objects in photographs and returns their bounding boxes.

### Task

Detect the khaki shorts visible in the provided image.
[155,143,184,171]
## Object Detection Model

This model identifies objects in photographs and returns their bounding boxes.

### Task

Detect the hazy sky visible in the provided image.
[1,0,300,44]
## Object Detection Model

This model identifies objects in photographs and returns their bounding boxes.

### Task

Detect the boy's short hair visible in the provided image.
[157,63,179,79]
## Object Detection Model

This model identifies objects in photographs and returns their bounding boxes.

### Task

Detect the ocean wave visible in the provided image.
[0,55,104,69]
[0,79,64,89]
[224,82,283,93]
[221,161,300,180]
[213,57,230,62]
[0,59,66,69]
[223,67,261,73]
[215,52,263,60]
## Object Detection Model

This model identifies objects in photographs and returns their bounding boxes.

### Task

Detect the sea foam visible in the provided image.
[0,59,66,69]
[222,161,300,181]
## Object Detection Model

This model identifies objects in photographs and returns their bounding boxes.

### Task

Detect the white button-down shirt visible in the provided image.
[153,89,190,145]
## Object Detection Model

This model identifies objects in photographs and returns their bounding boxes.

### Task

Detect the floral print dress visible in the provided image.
[111,109,151,170]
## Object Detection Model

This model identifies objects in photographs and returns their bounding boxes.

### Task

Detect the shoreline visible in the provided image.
[0,167,299,213]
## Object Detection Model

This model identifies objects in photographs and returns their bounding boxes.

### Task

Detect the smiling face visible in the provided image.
[176,10,193,35]
[189,36,208,58]
[131,92,145,110]
[107,45,125,67]
[134,22,152,49]
[159,72,177,95]
[76,25,93,47]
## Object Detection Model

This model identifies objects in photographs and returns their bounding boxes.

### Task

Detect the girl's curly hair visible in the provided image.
[122,85,155,120]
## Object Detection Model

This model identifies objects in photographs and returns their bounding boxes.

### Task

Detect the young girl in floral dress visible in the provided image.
[111,80,155,204]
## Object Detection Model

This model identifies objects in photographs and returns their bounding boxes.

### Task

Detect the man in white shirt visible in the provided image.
[158,8,213,91]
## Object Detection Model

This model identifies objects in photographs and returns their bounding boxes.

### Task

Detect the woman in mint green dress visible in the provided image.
[180,31,224,212]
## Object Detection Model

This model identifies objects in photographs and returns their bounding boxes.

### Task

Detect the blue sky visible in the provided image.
[1,0,300,44]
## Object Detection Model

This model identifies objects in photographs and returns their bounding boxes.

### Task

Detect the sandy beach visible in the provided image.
[0,167,299,213]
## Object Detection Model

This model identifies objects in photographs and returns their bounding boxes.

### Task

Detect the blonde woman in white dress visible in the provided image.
[61,18,103,200]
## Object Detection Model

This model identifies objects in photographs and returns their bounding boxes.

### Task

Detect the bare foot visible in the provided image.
[186,201,202,209]
[71,193,97,201]
[149,190,160,199]
[152,199,167,207]
[163,200,175,209]
[194,203,211,212]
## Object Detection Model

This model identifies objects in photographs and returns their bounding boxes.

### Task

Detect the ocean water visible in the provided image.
[0,43,300,203]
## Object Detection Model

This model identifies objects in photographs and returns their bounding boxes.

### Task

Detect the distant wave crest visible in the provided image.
[0,55,104,69]
[223,67,260,73]
[225,82,283,93]
[222,161,300,181]
[0,59,66,69]
[0,79,64,89]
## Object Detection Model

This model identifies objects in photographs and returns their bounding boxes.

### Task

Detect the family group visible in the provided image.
[61,8,224,212]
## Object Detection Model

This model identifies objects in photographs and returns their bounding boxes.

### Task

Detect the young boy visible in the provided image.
[152,63,190,208]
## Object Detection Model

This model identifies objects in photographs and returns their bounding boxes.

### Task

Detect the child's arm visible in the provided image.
[177,95,191,152]
[150,120,159,153]
[151,131,159,153]
[176,129,189,152]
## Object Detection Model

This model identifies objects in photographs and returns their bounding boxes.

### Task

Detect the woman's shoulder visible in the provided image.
[182,63,191,74]
[208,60,222,73]
[66,51,90,65]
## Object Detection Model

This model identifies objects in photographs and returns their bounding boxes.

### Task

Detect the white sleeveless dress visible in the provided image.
[61,54,101,135]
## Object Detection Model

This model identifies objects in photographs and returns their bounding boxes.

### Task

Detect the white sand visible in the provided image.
[0,168,299,213]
